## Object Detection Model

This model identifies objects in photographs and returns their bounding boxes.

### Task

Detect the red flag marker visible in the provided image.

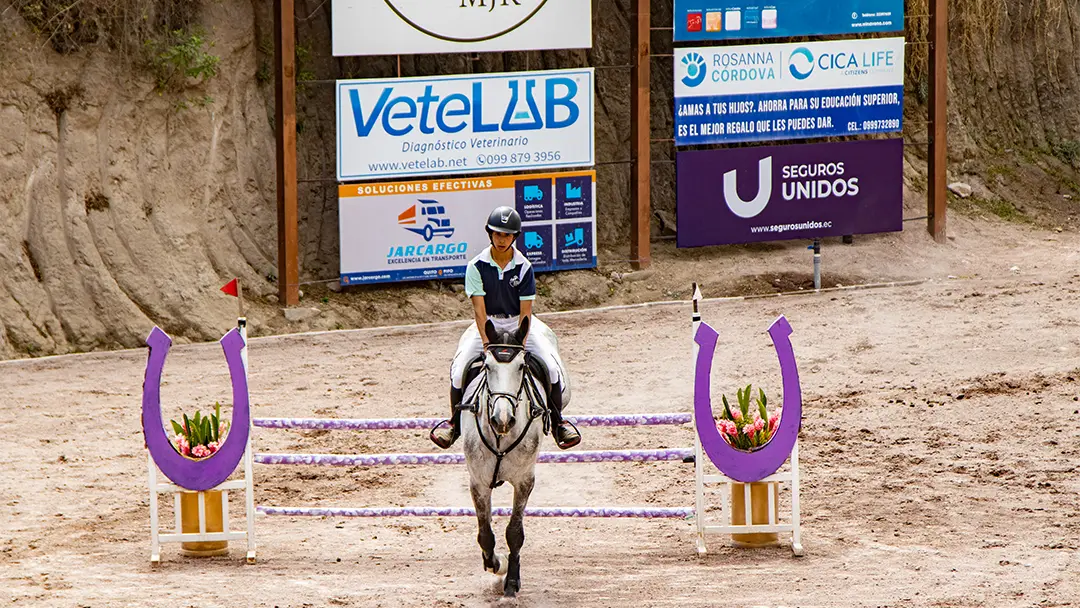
[221,278,239,297]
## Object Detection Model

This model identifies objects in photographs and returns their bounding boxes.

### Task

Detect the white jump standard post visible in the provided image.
[690,283,804,556]
[147,458,255,564]
[692,441,804,556]
[144,316,257,565]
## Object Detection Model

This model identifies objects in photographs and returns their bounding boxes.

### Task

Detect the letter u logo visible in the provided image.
[723,156,772,219]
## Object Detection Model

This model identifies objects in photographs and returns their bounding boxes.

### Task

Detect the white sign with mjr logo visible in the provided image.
[331,0,593,56]
[337,69,595,181]
[674,37,905,97]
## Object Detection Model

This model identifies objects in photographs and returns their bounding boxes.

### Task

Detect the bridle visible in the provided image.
[461,342,546,489]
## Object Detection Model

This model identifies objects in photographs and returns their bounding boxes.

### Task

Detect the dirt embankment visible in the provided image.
[1,0,1079,359]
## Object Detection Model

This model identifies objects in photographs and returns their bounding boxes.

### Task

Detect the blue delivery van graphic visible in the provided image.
[524,231,544,250]
[523,185,544,202]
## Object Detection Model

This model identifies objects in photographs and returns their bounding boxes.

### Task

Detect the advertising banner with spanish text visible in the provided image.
[337,69,594,181]
[331,0,592,56]
[674,0,903,41]
[674,37,904,145]
[676,139,902,247]
[339,171,597,285]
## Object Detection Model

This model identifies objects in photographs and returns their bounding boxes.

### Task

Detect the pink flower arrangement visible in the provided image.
[169,402,230,460]
[715,384,781,451]
[172,434,191,456]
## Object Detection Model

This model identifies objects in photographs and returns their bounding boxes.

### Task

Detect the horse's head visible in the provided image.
[482,316,530,437]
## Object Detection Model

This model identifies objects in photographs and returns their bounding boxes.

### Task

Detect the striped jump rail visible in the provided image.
[254,448,695,467]
[253,413,691,431]
[257,506,694,519]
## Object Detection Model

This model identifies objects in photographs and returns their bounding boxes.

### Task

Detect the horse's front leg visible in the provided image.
[469,480,504,575]
[503,472,535,597]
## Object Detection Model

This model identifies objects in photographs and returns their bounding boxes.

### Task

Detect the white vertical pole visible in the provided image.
[691,283,706,555]
[790,440,804,556]
[222,490,230,534]
[743,483,752,526]
[240,318,257,563]
[198,491,207,535]
[239,316,249,377]
[148,452,160,564]
[174,493,182,534]
[767,482,777,525]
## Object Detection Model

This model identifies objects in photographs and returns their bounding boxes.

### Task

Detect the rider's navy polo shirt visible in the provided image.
[464,247,536,317]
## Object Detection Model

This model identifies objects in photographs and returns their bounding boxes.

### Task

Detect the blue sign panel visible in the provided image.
[521,225,553,269]
[555,223,595,269]
[674,0,903,41]
[515,178,552,221]
[555,175,593,220]
[674,38,904,145]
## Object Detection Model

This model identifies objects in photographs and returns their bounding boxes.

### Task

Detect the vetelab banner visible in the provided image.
[339,171,597,285]
[674,37,904,145]
[337,69,595,181]
[673,0,903,41]
[676,139,903,248]
[331,0,592,56]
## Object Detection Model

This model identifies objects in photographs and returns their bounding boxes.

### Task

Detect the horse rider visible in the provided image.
[430,205,582,451]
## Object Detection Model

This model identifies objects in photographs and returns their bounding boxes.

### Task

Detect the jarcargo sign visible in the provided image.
[331,0,593,56]
[674,37,904,145]
[338,171,597,285]
[337,69,595,181]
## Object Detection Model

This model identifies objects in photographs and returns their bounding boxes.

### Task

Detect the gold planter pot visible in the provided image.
[729,481,780,547]
[179,490,229,557]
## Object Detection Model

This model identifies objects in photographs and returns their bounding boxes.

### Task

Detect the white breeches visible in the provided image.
[450,315,571,405]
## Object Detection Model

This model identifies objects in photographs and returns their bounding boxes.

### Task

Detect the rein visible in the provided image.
[460,343,546,489]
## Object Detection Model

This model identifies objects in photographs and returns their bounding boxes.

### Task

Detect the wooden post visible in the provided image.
[927,0,948,243]
[629,0,651,270]
[275,0,300,306]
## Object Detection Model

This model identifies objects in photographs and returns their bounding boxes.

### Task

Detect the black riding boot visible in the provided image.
[547,380,581,449]
[430,386,464,449]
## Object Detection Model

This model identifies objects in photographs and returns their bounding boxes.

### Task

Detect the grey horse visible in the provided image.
[459,316,547,597]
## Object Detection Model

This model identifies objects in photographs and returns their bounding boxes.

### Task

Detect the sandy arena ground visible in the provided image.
[3,226,1080,607]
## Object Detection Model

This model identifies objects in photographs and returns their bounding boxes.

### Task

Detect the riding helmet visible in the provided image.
[485,206,522,235]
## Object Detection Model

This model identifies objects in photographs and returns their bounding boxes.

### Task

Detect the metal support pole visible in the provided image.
[629,0,651,270]
[809,240,821,291]
[275,0,300,306]
[239,318,257,564]
[927,0,948,243]
[690,282,706,555]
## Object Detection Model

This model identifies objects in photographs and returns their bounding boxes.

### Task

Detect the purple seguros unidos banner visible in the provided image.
[676,138,903,247]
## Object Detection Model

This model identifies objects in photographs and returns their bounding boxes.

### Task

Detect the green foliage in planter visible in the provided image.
[170,401,226,449]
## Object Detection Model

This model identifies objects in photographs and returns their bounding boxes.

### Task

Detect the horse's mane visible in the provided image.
[489,326,523,347]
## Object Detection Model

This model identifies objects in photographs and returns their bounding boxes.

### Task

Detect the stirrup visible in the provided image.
[430,419,458,449]
[554,422,581,450]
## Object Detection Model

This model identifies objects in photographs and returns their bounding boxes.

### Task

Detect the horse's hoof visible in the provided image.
[485,553,509,575]
[503,579,519,597]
